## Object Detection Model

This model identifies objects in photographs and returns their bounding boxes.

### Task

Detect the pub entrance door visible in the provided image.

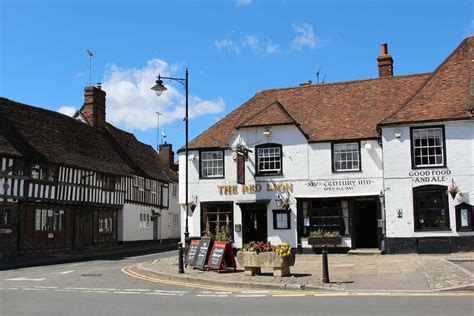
[80,210,93,248]
[241,205,267,244]
[353,200,378,248]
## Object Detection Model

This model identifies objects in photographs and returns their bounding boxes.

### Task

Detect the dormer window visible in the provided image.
[31,164,56,182]
[256,144,282,176]
[13,160,26,176]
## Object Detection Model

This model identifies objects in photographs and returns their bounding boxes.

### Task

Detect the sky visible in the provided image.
[1,0,472,153]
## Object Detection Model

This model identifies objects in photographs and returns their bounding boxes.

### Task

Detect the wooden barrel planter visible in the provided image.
[236,251,296,277]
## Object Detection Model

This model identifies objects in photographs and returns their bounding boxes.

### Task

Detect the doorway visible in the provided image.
[80,210,92,247]
[241,205,267,244]
[153,215,161,241]
[353,200,378,248]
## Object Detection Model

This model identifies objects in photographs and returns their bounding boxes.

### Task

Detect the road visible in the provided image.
[1,250,472,316]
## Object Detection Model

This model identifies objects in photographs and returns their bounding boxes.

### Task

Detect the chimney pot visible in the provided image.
[97,82,102,90]
[377,42,394,78]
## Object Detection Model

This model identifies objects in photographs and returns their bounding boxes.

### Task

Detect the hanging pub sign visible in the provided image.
[237,149,246,185]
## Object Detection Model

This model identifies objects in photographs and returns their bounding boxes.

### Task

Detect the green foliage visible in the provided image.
[309,229,339,238]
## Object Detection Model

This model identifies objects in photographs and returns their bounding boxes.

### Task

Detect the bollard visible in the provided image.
[178,242,184,274]
[322,245,329,283]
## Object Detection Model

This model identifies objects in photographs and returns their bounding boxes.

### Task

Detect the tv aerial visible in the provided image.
[86,49,95,86]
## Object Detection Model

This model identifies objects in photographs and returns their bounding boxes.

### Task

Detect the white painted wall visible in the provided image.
[119,181,181,242]
[179,125,384,247]
[382,120,474,238]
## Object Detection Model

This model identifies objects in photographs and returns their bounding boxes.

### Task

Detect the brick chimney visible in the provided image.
[81,84,106,129]
[377,43,394,77]
[159,143,176,170]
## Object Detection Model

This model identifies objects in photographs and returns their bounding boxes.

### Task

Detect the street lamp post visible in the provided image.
[151,69,190,248]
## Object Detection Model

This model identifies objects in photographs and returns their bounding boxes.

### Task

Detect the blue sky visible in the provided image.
[1,0,472,152]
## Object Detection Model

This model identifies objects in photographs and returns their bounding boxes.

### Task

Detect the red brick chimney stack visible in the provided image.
[159,143,176,170]
[81,84,107,129]
[377,43,394,77]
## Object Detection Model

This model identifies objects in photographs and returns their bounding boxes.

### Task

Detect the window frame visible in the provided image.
[200,202,234,241]
[199,150,225,179]
[34,208,65,232]
[255,143,283,176]
[413,185,450,232]
[30,164,57,183]
[273,209,291,230]
[410,125,447,169]
[0,208,12,226]
[331,141,361,173]
[455,203,473,232]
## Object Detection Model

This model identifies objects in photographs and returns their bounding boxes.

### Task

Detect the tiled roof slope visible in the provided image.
[238,101,297,128]
[0,97,132,176]
[105,125,178,182]
[382,36,474,125]
[187,73,430,150]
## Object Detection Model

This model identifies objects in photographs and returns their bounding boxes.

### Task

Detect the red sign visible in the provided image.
[206,241,236,272]
[237,151,245,185]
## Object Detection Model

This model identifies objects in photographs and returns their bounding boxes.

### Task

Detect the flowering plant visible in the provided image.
[275,243,292,257]
[241,241,274,254]
[447,180,461,199]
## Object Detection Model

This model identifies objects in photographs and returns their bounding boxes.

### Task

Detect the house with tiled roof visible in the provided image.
[178,37,473,254]
[0,86,179,257]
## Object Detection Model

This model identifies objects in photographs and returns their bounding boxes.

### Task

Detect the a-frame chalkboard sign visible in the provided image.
[206,241,236,273]
[193,237,212,270]
[185,239,201,267]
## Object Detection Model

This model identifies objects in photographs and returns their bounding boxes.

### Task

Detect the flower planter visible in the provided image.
[308,236,342,246]
[236,251,296,277]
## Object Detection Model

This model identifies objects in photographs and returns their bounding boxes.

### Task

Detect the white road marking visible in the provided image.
[113,291,140,294]
[84,290,108,294]
[153,290,189,294]
[201,291,233,295]
[5,277,46,281]
[54,289,78,292]
[22,288,47,291]
[235,294,267,298]
[90,288,116,291]
[65,287,90,290]
[152,259,160,264]
[241,291,269,294]
[7,288,19,290]
[145,292,182,296]
[196,294,229,297]
[57,270,75,275]
[272,294,307,297]
[123,288,150,292]
[34,286,58,289]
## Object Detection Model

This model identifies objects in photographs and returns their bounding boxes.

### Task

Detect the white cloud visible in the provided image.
[215,38,241,53]
[236,0,252,7]
[100,59,225,131]
[58,106,76,117]
[215,34,280,55]
[291,23,318,51]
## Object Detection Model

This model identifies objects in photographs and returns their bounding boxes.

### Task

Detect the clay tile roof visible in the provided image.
[186,73,430,151]
[0,98,132,176]
[382,36,474,125]
[237,100,297,129]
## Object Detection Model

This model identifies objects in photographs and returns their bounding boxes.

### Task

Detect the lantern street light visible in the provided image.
[151,69,190,248]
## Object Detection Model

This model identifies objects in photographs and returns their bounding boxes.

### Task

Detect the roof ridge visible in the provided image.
[255,72,432,94]
[237,100,296,128]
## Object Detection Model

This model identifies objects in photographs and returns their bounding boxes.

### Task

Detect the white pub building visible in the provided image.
[179,37,473,254]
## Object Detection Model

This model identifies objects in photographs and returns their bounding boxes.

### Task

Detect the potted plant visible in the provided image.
[237,241,295,276]
[307,229,342,246]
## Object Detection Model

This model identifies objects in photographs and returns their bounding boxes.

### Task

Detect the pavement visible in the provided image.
[135,252,474,293]
[0,240,178,271]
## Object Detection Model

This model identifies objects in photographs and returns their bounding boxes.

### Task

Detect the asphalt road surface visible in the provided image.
[1,250,472,316]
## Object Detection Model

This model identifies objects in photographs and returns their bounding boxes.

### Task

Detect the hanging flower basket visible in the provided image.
[447,180,460,199]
